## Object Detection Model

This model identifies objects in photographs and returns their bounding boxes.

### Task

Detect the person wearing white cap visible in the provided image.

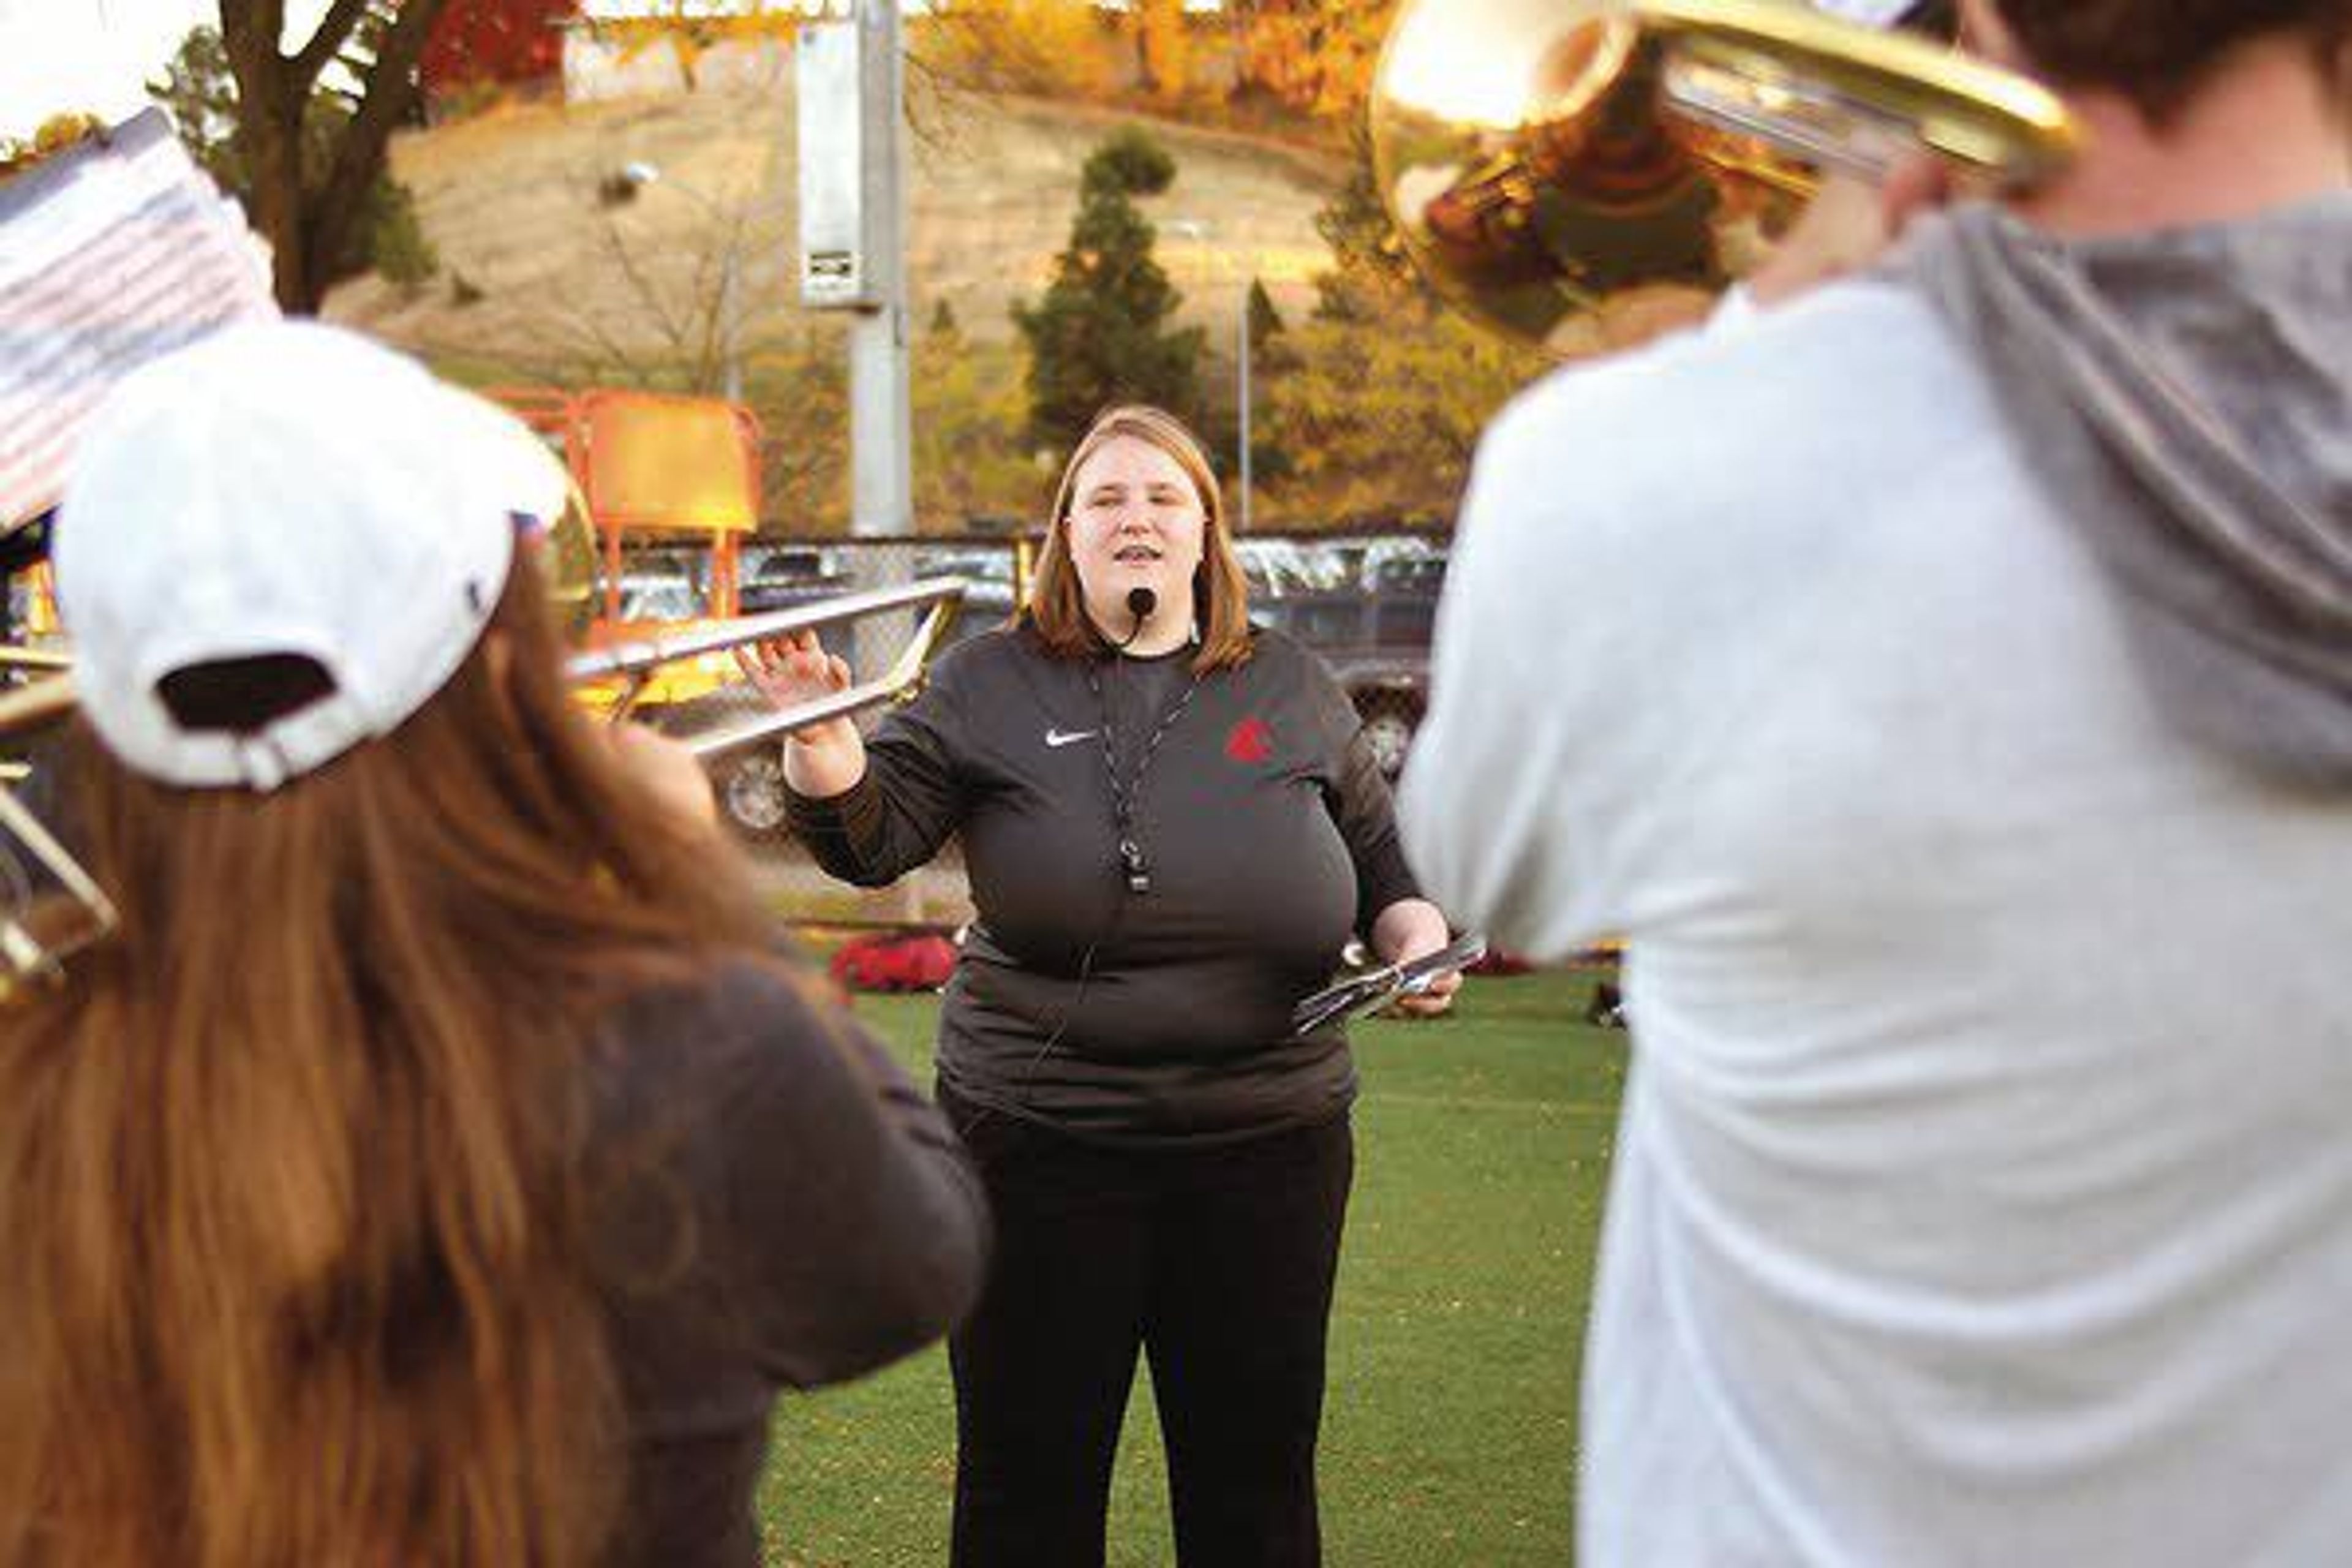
[0,321,987,1568]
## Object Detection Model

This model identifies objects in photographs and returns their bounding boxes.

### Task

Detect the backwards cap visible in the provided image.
[56,320,565,791]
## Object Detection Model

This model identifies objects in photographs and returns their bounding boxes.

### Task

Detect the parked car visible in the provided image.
[1237,534,1450,778]
[614,574,701,624]
[913,545,1019,647]
[738,545,854,614]
[700,543,1017,839]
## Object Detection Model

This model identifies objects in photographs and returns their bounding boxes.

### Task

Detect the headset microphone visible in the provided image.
[1115,586,1158,649]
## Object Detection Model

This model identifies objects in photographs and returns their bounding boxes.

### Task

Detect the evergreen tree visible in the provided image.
[1240,276,1296,487]
[1246,277,1287,358]
[1012,126,1203,451]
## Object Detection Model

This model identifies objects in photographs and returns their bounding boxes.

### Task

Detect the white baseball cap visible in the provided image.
[56,320,567,791]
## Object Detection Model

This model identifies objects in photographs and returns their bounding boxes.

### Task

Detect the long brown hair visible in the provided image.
[0,553,784,1568]
[1021,405,1255,673]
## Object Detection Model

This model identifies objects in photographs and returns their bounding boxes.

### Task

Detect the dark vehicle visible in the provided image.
[739,546,854,614]
[1239,537,1448,777]
[913,546,1019,650]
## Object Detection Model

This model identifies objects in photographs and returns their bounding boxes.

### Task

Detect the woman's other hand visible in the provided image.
[1373,898,1461,1019]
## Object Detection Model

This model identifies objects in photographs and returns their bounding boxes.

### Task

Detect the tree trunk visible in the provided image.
[217,0,451,315]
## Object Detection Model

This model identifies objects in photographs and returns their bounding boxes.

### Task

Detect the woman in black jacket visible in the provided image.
[761,405,1458,1567]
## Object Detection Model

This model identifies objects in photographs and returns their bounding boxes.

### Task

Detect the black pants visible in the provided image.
[940,1088,1354,1568]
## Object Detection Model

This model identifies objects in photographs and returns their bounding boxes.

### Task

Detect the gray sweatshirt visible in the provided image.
[590,959,987,1567]
[1888,194,2352,785]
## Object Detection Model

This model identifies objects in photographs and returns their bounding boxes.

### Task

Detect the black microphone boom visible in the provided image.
[1112,585,1158,650]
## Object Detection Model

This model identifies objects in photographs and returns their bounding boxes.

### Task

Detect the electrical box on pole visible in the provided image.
[798,4,913,544]
[796,16,883,311]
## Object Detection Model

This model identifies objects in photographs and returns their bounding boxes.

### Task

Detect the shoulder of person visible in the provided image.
[1223,626,1357,728]
[1472,281,1948,536]
[1224,624,1332,692]
[594,956,840,1096]
[925,624,1019,685]
[1234,620,1302,669]
[892,623,1047,722]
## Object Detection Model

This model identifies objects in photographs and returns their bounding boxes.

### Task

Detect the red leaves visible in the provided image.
[423,0,581,92]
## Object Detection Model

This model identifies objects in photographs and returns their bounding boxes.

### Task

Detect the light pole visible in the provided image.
[1167,217,1252,531]
[794,4,913,543]
[1237,272,1253,535]
[606,160,745,404]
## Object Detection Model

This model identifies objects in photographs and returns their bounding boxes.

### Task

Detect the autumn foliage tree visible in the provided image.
[1229,0,1396,125]
[1259,311,1542,521]
[422,0,579,98]
[1133,0,1191,106]
[914,307,1044,527]
[915,0,1117,101]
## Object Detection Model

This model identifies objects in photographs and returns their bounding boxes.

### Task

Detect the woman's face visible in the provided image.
[1063,434,1208,634]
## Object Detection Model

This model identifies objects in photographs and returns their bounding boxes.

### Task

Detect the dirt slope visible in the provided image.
[326,76,1343,375]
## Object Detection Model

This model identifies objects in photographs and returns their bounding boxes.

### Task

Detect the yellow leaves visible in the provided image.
[913,0,1118,100]
[0,111,108,184]
[584,4,805,74]
[1136,0,1191,106]
[1237,0,1398,123]
[1260,311,1544,519]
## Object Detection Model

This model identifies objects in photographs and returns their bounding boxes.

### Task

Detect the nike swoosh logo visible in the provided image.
[1044,728,1098,748]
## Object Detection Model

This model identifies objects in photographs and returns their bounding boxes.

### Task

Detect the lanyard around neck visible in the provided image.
[1085,658,1204,895]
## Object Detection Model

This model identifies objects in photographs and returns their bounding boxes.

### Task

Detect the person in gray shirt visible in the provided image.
[761,405,1459,1567]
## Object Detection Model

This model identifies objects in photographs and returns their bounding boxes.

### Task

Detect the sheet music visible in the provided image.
[1290,932,1488,1038]
[0,109,278,538]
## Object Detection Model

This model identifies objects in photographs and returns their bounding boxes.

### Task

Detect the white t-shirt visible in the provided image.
[1401,281,2352,1567]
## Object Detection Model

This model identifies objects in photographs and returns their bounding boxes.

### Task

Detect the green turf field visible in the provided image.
[758,968,1626,1567]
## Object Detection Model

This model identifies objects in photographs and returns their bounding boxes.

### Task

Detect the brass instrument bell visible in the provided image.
[1370,0,2079,354]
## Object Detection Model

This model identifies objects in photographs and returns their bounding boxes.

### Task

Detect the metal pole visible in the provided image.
[844,0,918,920]
[849,0,911,541]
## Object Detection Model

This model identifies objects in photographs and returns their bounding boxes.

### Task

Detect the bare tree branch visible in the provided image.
[288,0,374,87]
[598,215,695,352]
[306,0,448,295]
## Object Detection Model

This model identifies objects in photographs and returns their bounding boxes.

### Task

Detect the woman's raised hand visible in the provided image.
[737,629,851,712]
[739,630,867,796]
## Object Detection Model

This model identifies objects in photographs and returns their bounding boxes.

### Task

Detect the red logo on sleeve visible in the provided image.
[1225,717,1273,764]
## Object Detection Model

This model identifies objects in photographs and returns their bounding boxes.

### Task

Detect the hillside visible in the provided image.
[326,75,1345,379]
